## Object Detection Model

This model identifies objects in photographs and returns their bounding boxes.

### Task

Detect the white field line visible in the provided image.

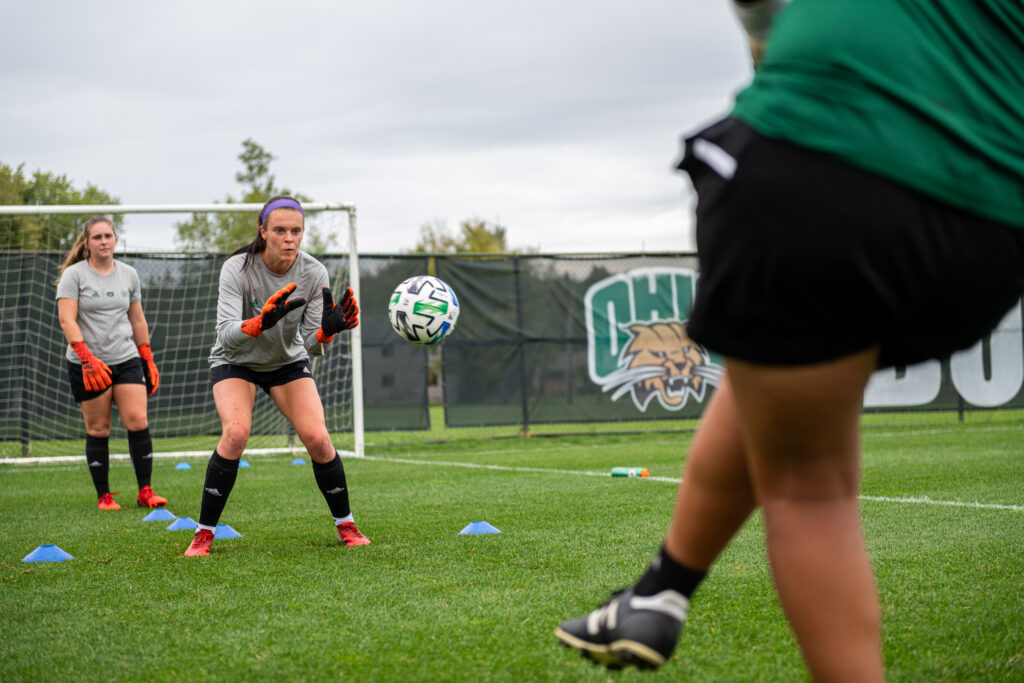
[2,429,1021,511]
[857,494,1024,511]
[2,421,1016,466]
[365,454,683,484]
[0,447,343,466]
[863,424,1024,438]
[360,455,1024,512]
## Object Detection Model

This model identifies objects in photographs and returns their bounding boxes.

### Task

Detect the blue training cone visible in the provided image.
[214,524,241,539]
[142,508,176,521]
[166,517,198,530]
[239,460,251,468]
[459,521,502,535]
[291,458,306,465]
[174,462,192,470]
[22,544,74,563]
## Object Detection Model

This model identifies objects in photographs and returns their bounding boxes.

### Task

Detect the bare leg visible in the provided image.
[79,390,113,438]
[269,377,334,463]
[665,373,756,570]
[212,378,256,460]
[270,377,365,543]
[728,350,884,683]
[111,383,148,431]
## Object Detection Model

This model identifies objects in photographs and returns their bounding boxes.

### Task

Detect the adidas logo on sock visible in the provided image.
[204,487,223,497]
[89,461,102,468]
[142,453,153,459]
[325,487,345,494]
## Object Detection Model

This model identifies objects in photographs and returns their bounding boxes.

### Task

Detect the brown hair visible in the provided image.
[229,195,304,271]
[54,216,115,285]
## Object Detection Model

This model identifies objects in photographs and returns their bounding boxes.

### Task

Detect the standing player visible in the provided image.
[556,0,1024,679]
[56,216,167,511]
[183,196,368,557]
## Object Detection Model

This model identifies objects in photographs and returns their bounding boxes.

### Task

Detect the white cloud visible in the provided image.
[0,0,751,252]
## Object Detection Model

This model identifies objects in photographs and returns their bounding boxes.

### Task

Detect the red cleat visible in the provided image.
[97,492,121,511]
[137,485,168,508]
[184,528,214,557]
[337,521,370,547]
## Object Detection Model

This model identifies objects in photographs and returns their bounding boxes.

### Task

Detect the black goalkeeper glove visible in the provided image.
[316,286,359,343]
[241,283,307,337]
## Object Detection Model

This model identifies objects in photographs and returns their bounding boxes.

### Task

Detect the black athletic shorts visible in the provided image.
[679,117,1024,369]
[67,357,146,403]
[210,359,314,396]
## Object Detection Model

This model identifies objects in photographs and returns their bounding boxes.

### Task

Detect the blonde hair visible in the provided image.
[54,216,115,285]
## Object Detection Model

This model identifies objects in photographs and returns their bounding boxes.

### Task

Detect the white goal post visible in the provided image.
[0,202,364,461]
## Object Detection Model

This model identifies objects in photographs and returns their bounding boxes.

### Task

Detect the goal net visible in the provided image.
[0,203,364,461]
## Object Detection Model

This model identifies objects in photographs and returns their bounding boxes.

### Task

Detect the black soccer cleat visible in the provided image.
[554,586,689,670]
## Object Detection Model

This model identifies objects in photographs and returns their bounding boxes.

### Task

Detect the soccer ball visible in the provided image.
[387,276,460,345]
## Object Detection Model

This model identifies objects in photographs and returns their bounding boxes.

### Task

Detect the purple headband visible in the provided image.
[259,198,304,224]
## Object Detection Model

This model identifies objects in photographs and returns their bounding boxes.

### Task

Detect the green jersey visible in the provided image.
[732,0,1024,228]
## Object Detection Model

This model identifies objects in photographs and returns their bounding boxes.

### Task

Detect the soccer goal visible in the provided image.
[0,203,365,462]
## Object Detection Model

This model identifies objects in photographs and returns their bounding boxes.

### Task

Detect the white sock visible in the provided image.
[196,523,216,533]
[334,514,354,526]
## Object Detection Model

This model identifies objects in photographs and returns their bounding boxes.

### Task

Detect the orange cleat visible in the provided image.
[97,492,121,511]
[137,485,168,508]
[184,528,214,557]
[337,521,371,547]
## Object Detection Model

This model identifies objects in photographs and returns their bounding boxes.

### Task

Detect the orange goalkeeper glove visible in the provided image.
[241,283,307,337]
[137,343,159,396]
[316,286,359,343]
[70,341,112,393]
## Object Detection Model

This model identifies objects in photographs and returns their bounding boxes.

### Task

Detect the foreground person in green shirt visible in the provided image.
[557,1,1024,679]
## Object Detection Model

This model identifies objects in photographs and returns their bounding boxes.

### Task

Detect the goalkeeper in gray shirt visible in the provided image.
[56,216,167,512]
[184,196,368,557]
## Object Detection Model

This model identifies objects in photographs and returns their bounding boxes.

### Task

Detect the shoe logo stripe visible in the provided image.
[629,591,689,622]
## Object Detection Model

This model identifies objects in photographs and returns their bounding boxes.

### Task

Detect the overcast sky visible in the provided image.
[1,1,752,253]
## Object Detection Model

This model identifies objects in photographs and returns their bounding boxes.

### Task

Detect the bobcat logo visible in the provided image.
[598,321,722,411]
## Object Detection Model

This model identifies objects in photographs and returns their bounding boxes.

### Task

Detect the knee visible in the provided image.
[756,467,861,506]
[302,429,335,463]
[121,411,149,432]
[85,424,111,438]
[221,423,251,453]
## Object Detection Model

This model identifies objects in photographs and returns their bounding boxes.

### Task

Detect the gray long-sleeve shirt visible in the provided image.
[208,251,330,371]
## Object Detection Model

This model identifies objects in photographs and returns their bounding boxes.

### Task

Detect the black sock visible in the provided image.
[85,435,110,498]
[127,428,153,489]
[634,545,707,598]
[312,452,351,519]
[198,451,239,528]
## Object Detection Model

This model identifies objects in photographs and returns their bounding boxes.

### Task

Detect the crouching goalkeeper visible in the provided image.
[184,196,368,557]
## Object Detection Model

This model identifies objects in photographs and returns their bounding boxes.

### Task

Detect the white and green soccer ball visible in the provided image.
[387,276,460,345]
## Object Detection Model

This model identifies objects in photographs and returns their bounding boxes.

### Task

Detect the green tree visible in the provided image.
[0,162,120,250]
[174,139,333,253]
[411,217,513,254]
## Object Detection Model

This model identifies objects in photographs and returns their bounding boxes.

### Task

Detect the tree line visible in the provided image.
[1,139,514,254]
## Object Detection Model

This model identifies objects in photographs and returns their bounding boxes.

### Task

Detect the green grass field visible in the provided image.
[2,413,1023,682]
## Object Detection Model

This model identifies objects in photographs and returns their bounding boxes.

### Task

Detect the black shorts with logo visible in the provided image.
[67,357,147,403]
[210,359,314,396]
[679,117,1024,369]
